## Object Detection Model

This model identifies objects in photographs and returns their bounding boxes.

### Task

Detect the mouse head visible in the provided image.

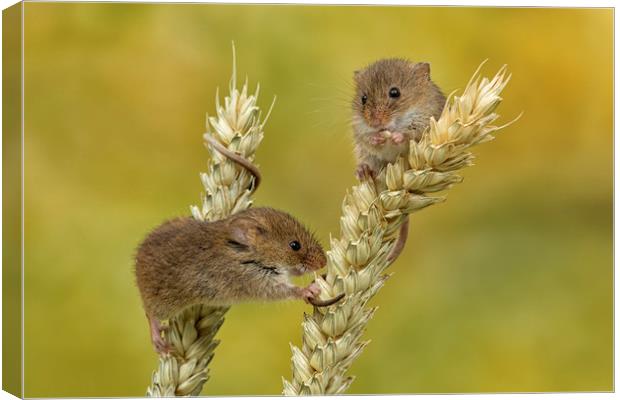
[352,58,433,133]
[225,208,326,276]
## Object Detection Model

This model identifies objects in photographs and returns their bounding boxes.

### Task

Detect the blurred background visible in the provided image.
[23,4,612,396]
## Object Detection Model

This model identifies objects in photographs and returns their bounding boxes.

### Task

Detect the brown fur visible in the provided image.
[351,59,446,263]
[352,58,446,172]
[134,207,326,320]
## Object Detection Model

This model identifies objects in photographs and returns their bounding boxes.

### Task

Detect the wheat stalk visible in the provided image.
[283,61,517,395]
[146,46,273,396]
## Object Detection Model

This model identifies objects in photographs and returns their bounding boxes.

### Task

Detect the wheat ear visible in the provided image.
[283,62,517,395]
[146,46,273,396]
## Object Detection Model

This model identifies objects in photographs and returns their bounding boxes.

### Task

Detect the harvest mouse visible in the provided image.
[135,207,342,353]
[351,58,446,261]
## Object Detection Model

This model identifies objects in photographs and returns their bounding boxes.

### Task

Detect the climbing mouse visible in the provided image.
[351,58,446,261]
[135,207,340,353]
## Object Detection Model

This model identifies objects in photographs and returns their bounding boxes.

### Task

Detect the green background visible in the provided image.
[23,4,612,396]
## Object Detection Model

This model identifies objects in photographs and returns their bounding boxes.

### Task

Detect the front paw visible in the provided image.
[391,131,406,144]
[369,133,387,146]
[301,283,321,303]
[355,163,376,181]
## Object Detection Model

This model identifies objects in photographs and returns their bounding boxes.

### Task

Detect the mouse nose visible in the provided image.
[366,109,391,129]
[306,250,327,270]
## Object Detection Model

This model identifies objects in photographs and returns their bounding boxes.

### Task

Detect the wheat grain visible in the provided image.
[283,61,517,395]
[147,45,274,396]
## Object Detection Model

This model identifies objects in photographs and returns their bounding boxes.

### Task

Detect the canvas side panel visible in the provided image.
[2,2,23,398]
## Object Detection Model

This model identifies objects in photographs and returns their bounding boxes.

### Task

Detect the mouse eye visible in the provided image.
[361,94,368,105]
[389,87,400,98]
[289,240,301,251]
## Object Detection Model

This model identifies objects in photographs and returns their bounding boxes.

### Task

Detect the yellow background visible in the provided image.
[23,4,612,396]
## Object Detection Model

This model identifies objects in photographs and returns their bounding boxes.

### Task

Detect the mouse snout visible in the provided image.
[305,249,327,271]
[365,108,392,129]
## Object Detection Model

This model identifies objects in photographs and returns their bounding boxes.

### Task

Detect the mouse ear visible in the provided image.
[228,216,266,249]
[412,62,431,81]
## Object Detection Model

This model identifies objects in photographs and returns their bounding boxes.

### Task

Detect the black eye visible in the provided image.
[389,87,400,98]
[289,240,301,251]
[361,94,368,105]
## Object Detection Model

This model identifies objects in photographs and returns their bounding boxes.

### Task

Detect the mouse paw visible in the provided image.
[391,131,406,144]
[153,335,173,355]
[369,132,387,146]
[150,327,172,354]
[149,316,172,354]
[301,283,321,303]
[355,163,375,181]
